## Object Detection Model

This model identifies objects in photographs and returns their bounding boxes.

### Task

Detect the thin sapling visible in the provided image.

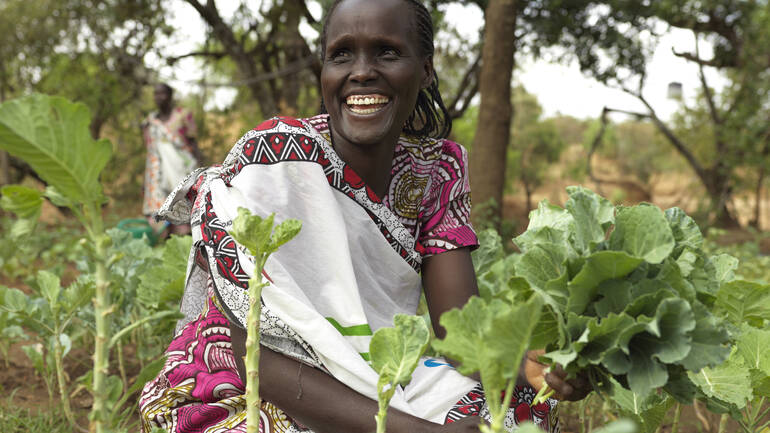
[229,207,302,433]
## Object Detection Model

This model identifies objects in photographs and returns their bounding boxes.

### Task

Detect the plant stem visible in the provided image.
[718,413,728,433]
[89,205,110,433]
[375,382,393,433]
[117,342,128,391]
[245,268,266,433]
[54,328,77,429]
[671,403,682,433]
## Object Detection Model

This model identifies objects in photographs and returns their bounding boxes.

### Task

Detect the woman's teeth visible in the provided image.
[346,96,389,114]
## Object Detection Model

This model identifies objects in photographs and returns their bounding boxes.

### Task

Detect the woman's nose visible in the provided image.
[349,55,377,83]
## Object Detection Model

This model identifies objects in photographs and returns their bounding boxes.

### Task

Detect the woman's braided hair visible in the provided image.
[319,0,452,139]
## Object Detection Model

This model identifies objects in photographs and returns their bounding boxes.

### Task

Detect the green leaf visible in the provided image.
[688,351,752,409]
[642,298,695,364]
[716,280,770,325]
[516,243,567,290]
[433,296,542,393]
[626,342,669,397]
[611,378,672,433]
[664,207,703,252]
[36,270,62,311]
[567,250,643,315]
[472,228,504,275]
[3,288,29,312]
[124,357,167,401]
[581,313,638,364]
[230,208,275,257]
[0,94,112,205]
[271,219,302,251]
[735,324,770,375]
[678,302,730,372]
[711,254,738,284]
[1,185,43,238]
[565,186,615,253]
[370,314,430,389]
[609,205,675,264]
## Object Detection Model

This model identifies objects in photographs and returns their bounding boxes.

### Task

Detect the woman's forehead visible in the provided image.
[326,0,414,40]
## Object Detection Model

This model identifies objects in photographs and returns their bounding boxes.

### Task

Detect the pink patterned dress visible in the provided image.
[139,115,558,432]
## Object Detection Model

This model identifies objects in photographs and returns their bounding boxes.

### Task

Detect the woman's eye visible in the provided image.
[329,49,351,62]
[381,48,399,58]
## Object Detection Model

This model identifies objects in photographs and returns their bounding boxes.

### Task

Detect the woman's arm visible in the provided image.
[229,324,481,433]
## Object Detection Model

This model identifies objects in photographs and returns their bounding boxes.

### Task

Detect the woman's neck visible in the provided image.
[332,133,398,199]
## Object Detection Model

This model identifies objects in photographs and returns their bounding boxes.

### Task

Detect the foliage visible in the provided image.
[470,186,742,432]
[0,93,179,433]
[370,314,431,433]
[230,207,302,433]
[433,294,543,432]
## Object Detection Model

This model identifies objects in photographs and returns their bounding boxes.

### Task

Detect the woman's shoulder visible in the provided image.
[398,135,469,172]
[247,114,328,136]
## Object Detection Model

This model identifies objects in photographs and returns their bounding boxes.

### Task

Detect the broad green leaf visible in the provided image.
[735,324,770,375]
[3,288,29,312]
[565,186,615,253]
[716,280,770,325]
[516,243,567,290]
[433,296,542,393]
[626,337,669,396]
[656,259,696,302]
[581,313,637,364]
[594,280,634,317]
[471,228,504,275]
[611,379,672,433]
[36,270,62,312]
[370,314,430,388]
[57,333,72,358]
[0,94,112,205]
[642,298,695,364]
[1,185,43,238]
[688,350,752,408]
[664,207,703,252]
[124,357,167,402]
[432,297,491,378]
[711,254,738,284]
[678,302,730,371]
[567,250,643,315]
[521,199,574,235]
[515,226,570,255]
[272,219,302,250]
[230,208,275,256]
[0,185,43,218]
[530,307,560,350]
[609,205,675,264]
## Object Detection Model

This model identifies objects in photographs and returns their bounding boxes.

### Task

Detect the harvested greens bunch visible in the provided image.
[479,186,733,401]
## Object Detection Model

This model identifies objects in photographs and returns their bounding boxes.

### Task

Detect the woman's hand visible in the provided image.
[522,350,591,401]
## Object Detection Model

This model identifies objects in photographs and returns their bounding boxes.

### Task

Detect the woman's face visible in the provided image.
[321,0,432,150]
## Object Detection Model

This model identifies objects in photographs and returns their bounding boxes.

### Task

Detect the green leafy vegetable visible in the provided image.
[370,314,430,433]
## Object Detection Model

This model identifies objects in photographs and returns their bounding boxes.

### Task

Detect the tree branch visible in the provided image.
[619,84,709,184]
[166,50,227,65]
[671,48,724,67]
[448,54,481,119]
[694,33,722,126]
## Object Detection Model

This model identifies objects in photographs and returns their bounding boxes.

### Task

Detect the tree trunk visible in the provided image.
[469,0,517,227]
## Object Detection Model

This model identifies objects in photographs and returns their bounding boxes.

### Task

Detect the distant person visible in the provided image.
[141,83,200,235]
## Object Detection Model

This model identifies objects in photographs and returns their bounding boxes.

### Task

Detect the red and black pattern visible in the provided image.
[444,384,557,432]
[199,192,248,290]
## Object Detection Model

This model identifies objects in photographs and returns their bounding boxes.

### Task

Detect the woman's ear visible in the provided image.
[421,57,435,89]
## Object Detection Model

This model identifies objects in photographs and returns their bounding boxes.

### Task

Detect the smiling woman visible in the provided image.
[138,1,576,432]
